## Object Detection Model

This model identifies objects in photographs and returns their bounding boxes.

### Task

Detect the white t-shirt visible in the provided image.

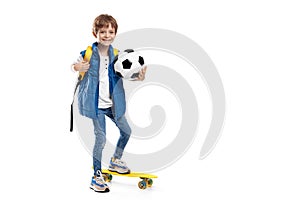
[72,52,113,109]
[98,54,113,108]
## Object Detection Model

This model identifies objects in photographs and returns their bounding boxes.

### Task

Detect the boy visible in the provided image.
[72,14,147,192]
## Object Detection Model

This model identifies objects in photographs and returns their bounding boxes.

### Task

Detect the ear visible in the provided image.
[92,31,97,38]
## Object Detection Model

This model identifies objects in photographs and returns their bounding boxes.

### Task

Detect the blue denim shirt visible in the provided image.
[77,42,126,119]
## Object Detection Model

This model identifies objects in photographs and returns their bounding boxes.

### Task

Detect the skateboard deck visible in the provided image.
[102,169,158,189]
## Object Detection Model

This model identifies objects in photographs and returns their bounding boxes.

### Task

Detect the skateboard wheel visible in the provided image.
[107,174,113,182]
[103,173,113,182]
[147,179,153,187]
[138,180,147,189]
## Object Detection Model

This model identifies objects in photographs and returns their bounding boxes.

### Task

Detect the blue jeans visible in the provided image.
[92,107,131,175]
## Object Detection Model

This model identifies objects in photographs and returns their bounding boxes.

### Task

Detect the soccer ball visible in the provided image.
[113,49,145,80]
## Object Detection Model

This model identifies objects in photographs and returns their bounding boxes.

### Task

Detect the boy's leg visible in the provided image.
[113,115,132,159]
[106,111,132,159]
[106,111,132,173]
[92,109,107,176]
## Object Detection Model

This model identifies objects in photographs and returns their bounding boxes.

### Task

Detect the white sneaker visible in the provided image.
[90,170,110,193]
[108,157,131,174]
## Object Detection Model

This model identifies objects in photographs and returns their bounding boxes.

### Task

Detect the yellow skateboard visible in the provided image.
[102,169,158,190]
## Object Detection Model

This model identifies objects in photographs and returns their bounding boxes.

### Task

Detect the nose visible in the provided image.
[104,31,110,37]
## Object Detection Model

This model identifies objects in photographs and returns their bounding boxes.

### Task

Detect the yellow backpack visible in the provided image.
[70,46,119,132]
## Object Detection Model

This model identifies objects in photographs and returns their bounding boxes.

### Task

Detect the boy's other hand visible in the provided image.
[136,66,147,81]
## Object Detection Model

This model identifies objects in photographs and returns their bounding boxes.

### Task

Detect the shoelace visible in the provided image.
[115,159,126,166]
[95,170,106,184]
[95,176,105,184]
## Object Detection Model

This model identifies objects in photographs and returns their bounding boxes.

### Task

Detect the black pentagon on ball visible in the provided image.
[122,59,132,69]
[138,56,144,66]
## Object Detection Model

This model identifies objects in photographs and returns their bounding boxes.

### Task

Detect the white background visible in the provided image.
[0,0,300,199]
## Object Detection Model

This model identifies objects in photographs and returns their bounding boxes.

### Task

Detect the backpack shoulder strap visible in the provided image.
[112,48,119,64]
[79,46,92,81]
[113,48,119,56]
[84,45,93,61]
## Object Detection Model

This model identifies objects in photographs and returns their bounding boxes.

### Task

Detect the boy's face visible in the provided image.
[95,23,116,47]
